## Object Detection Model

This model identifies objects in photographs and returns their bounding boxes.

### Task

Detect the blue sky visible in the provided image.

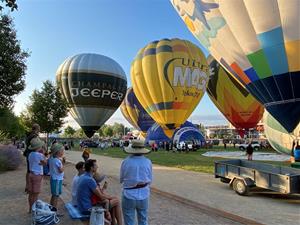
[9,0,227,128]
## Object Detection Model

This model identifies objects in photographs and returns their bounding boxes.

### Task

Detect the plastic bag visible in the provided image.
[89,207,105,225]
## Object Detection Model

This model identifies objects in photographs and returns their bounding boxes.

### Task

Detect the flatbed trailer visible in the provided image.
[215,159,300,195]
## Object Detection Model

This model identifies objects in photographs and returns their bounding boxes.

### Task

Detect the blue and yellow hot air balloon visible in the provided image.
[131,38,209,137]
[120,87,155,137]
[171,0,300,133]
[56,53,127,138]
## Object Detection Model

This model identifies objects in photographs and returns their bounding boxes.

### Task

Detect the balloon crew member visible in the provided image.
[291,139,300,167]
[120,140,152,225]
[246,141,254,161]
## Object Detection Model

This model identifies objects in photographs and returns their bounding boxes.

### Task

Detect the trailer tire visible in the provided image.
[233,179,249,196]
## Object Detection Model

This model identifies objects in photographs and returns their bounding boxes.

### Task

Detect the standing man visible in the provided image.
[23,123,40,193]
[120,140,152,225]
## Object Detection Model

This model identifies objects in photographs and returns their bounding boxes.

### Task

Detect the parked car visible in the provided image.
[177,141,194,151]
[80,140,99,148]
[237,141,260,151]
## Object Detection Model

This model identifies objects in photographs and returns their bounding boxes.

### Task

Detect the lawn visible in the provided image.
[74,146,291,174]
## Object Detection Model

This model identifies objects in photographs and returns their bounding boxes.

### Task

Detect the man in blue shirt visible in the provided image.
[77,159,123,225]
[120,140,152,225]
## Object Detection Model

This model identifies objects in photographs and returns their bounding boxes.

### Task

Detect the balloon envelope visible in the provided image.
[207,58,264,137]
[56,53,127,138]
[131,38,209,137]
[172,121,205,145]
[264,111,300,155]
[120,87,155,137]
[171,0,300,133]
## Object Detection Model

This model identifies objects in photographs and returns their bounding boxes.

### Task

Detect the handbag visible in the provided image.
[31,200,60,225]
[89,207,105,225]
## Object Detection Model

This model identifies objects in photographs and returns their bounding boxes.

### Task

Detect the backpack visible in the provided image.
[31,200,60,225]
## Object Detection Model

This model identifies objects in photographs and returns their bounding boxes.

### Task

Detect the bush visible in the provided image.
[0,144,23,171]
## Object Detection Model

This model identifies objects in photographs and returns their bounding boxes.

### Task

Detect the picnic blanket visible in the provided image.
[64,202,90,219]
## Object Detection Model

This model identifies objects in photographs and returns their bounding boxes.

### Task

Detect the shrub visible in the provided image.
[0,144,23,171]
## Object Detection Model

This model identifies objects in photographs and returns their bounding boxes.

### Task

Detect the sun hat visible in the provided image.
[93,172,106,184]
[50,143,64,155]
[28,137,45,150]
[124,139,150,154]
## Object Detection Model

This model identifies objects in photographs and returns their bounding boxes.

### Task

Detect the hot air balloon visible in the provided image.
[264,111,300,155]
[120,87,155,137]
[207,57,264,138]
[171,0,300,133]
[131,38,209,137]
[56,53,127,138]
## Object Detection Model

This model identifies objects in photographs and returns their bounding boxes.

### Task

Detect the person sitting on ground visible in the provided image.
[91,173,112,224]
[91,172,122,225]
[49,143,65,213]
[71,161,85,207]
[76,159,123,225]
[82,145,91,162]
[27,137,47,213]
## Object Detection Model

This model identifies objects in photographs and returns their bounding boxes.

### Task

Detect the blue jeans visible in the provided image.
[122,195,149,225]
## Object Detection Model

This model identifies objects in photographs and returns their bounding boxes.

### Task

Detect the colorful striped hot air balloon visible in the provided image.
[171,0,300,133]
[207,57,264,137]
[120,87,155,137]
[56,53,127,138]
[131,38,209,138]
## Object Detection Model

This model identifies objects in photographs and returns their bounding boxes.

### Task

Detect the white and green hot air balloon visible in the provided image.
[263,111,300,155]
[56,53,127,138]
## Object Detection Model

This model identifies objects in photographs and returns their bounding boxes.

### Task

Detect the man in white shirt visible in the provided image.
[120,140,152,225]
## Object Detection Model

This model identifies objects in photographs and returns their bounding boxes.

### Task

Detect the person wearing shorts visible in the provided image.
[49,143,65,213]
[27,137,47,213]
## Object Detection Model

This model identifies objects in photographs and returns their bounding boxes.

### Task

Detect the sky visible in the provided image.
[8,0,227,129]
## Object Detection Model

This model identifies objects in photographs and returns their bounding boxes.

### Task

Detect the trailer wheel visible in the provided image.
[233,179,249,196]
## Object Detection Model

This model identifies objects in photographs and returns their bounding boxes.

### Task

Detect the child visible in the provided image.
[71,161,85,206]
[91,173,113,224]
[27,137,47,213]
[82,145,91,162]
[49,143,65,213]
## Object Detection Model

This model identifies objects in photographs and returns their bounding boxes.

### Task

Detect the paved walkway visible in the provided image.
[65,150,300,225]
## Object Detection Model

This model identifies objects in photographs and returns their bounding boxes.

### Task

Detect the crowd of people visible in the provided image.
[23,123,153,225]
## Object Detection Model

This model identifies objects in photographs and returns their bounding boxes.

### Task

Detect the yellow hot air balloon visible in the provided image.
[131,38,209,137]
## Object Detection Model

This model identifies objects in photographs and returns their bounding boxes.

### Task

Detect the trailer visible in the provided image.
[215,159,300,196]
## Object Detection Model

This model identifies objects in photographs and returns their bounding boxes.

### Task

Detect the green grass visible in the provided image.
[73,146,291,174]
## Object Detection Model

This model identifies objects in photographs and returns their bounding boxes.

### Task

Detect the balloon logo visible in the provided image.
[56,53,127,138]
[171,0,300,133]
[207,57,264,137]
[131,38,209,137]
[120,87,155,137]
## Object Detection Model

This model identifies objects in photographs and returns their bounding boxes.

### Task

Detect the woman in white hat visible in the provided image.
[27,137,47,213]
[120,140,152,225]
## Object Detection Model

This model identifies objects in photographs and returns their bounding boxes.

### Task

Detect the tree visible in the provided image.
[103,126,113,137]
[0,0,17,11]
[0,107,25,138]
[0,14,29,107]
[64,125,75,138]
[112,123,124,137]
[25,80,68,146]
